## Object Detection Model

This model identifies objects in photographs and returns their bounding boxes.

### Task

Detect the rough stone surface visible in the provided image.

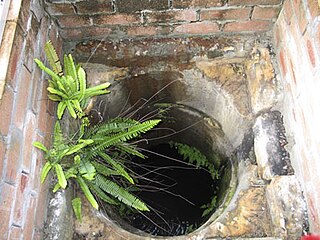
[253,111,294,180]
[246,48,278,114]
[266,176,308,239]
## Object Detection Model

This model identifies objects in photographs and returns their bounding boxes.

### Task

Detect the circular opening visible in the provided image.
[93,102,234,236]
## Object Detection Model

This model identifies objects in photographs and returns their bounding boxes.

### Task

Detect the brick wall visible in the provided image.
[45,0,283,40]
[0,0,61,239]
[274,0,320,233]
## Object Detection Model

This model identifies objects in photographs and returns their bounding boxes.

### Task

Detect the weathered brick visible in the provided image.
[22,196,36,240]
[60,27,112,40]
[22,111,37,173]
[116,0,169,13]
[5,128,23,184]
[5,25,24,90]
[30,68,43,114]
[75,0,113,14]
[252,6,281,20]
[173,0,224,8]
[23,14,40,72]
[145,9,197,23]
[304,37,316,68]
[17,0,31,32]
[45,2,75,15]
[13,173,29,226]
[282,0,294,25]
[94,13,141,25]
[0,138,7,176]
[292,0,308,34]
[173,21,220,34]
[0,87,14,136]
[200,8,251,21]
[56,15,92,28]
[34,186,49,230]
[223,20,272,32]
[228,0,281,5]
[8,225,23,240]
[12,66,32,130]
[279,49,287,76]
[127,26,158,36]
[0,183,16,240]
[306,0,320,20]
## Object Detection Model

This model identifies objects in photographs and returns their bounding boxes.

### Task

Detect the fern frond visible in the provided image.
[92,161,120,177]
[92,119,161,152]
[44,41,62,76]
[87,180,119,205]
[115,143,145,159]
[98,152,134,184]
[94,174,149,211]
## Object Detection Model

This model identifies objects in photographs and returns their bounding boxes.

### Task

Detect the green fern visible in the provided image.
[169,142,219,179]
[94,174,149,211]
[35,41,111,119]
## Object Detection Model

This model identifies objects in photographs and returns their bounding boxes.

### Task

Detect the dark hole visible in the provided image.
[123,143,219,236]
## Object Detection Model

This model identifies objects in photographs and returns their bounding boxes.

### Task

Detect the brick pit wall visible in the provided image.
[274,0,320,233]
[0,0,320,239]
[0,0,61,239]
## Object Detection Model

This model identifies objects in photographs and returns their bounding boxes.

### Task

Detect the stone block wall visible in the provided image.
[0,0,61,239]
[274,0,320,233]
[45,0,283,40]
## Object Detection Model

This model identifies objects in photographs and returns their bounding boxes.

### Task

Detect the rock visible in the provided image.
[266,175,308,239]
[246,48,278,114]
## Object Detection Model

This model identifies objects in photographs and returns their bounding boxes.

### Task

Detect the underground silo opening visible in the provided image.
[86,75,238,237]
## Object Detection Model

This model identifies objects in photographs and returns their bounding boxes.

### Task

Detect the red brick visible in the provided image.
[252,6,281,20]
[305,38,316,68]
[75,0,113,14]
[22,111,37,173]
[6,25,24,90]
[17,0,31,32]
[223,20,272,32]
[30,68,43,114]
[282,0,294,25]
[45,2,75,15]
[306,0,320,20]
[8,225,23,240]
[173,0,224,8]
[127,26,158,36]
[56,15,92,28]
[0,87,14,136]
[228,0,281,5]
[292,0,308,34]
[0,138,7,176]
[12,66,32,130]
[23,196,36,240]
[13,174,29,226]
[173,21,220,34]
[23,15,40,72]
[0,183,16,239]
[201,8,251,21]
[117,0,169,13]
[279,50,287,76]
[34,186,49,230]
[60,26,112,40]
[94,13,141,25]
[145,9,197,23]
[5,129,23,184]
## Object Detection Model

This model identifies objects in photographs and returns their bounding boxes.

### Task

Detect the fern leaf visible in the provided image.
[76,176,99,210]
[44,41,62,76]
[57,101,67,119]
[87,180,119,205]
[115,143,145,159]
[72,197,82,222]
[34,59,62,83]
[99,152,134,184]
[92,162,120,177]
[92,119,161,152]
[40,161,52,183]
[78,66,86,100]
[94,174,149,211]
[54,163,67,189]
[66,100,77,119]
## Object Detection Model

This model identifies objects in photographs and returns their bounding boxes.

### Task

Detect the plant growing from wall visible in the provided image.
[34,41,160,220]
